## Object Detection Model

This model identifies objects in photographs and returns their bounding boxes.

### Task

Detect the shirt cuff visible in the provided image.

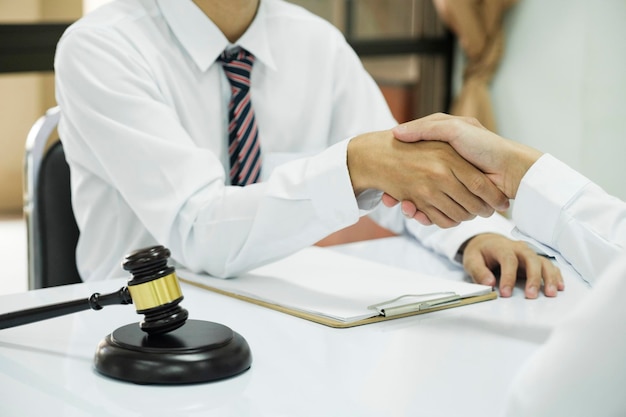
[304,138,361,231]
[513,154,590,247]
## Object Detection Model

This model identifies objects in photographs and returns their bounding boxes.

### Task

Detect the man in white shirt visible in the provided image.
[54,0,560,299]
[391,112,626,416]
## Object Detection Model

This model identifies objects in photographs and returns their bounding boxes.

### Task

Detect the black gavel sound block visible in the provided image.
[0,245,252,384]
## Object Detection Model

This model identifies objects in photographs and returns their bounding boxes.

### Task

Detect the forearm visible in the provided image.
[68,136,366,280]
[176,141,364,277]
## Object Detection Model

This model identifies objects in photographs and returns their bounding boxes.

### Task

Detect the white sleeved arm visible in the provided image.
[513,154,626,283]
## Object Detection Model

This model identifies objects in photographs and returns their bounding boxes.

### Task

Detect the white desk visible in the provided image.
[0,237,589,417]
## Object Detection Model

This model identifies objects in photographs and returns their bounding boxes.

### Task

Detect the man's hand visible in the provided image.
[392,113,543,199]
[347,130,509,228]
[382,113,544,224]
[461,233,564,299]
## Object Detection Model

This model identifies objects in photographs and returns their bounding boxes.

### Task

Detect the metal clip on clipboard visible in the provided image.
[367,292,461,317]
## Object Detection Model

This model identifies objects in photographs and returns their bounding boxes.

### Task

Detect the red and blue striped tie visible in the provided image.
[219,49,262,186]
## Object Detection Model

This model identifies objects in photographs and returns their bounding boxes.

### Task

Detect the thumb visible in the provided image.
[392,113,454,142]
[391,121,425,143]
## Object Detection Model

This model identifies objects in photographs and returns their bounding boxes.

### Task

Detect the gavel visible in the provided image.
[0,245,252,384]
[0,246,185,333]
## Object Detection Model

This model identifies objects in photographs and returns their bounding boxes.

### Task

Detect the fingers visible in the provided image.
[539,257,565,297]
[413,200,465,228]
[384,195,452,227]
[400,200,417,218]
[403,142,508,219]
[518,253,564,299]
[403,140,509,214]
[402,197,462,228]
[391,114,543,200]
[495,251,520,298]
[399,164,508,222]
[357,132,506,227]
[381,193,399,208]
[390,184,506,225]
[412,211,433,226]
[462,252,497,288]
[392,113,484,143]
[391,114,510,199]
[462,235,565,299]
[400,203,434,226]
[497,247,563,299]
[381,194,433,225]
[451,164,509,213]
[520,253,542,299]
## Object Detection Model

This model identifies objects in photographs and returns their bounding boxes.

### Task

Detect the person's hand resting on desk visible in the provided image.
[455,232,562,299]
[381,113,563,299]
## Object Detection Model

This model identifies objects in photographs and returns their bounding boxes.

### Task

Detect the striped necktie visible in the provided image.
[219,49,262,186]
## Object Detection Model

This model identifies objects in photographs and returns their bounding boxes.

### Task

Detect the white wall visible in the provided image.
[492,0,626,200]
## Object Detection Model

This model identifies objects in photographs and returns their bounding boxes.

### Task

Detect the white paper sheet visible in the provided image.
[179,246,493,323]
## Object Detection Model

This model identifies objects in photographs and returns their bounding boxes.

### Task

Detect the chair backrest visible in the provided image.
[24,106,82,289]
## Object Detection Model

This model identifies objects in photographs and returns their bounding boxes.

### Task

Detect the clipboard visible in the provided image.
[179,247,497,328]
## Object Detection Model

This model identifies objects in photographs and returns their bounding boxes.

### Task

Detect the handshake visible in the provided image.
[348,113,543,228]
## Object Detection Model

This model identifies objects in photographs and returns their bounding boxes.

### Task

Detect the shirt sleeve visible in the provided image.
[55,27,366,279]
[512,154,626,283]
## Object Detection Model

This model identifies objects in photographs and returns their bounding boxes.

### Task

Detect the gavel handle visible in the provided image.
[0,287,132,330]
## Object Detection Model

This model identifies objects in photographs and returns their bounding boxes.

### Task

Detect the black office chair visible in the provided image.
[23,106,82,289]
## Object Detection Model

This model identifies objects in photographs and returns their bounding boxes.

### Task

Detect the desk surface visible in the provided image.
[0,237,589,417]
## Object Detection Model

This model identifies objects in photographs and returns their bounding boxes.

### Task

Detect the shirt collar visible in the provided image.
[156,0,277,72]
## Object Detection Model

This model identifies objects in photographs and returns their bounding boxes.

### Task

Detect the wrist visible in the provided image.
[454,238,473,263]
[346,136,367,196]
[347,131,390,195]
[504,142,543,199]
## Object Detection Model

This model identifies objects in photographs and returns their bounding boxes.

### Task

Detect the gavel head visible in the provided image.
[122,245,189,335]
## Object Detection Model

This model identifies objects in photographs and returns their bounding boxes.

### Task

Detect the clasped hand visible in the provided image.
[347,114,563,298]
[347,129,509,228]
[381,112,544,221]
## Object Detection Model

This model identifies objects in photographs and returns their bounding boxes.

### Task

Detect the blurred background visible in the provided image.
[1,0,625,294]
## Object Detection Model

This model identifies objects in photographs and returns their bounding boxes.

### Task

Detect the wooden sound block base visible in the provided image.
[94,319,252,384]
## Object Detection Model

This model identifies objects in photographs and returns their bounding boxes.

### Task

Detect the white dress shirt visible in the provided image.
[55,0,513,281]
[513,154,626,284]
[505,154,626,416]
